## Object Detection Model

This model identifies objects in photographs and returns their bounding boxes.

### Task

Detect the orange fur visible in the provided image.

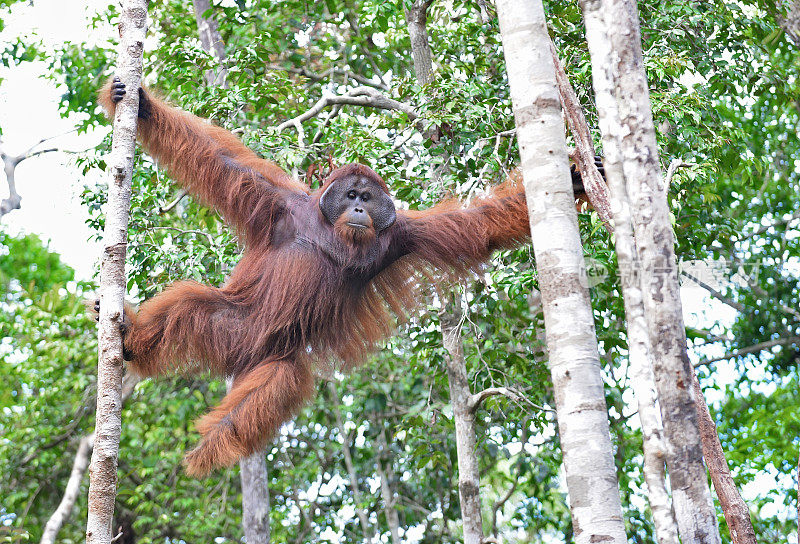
[98,78,532,475]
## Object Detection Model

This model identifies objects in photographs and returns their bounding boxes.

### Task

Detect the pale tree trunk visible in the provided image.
[192,0,228,87]
[559,5,679,542]
[194,0,272,535]
[496,1,627,542]
[42,375,139,544]
[404,0,434,86]
[578,1,724,543]
[327,383,375,543]
[777,0,800,46]
[85,4,147,544]
[440,299,484,544]
[403,4,485,541]
[226,380,271,544]
[375,428,401,544]
[43,435,94,544]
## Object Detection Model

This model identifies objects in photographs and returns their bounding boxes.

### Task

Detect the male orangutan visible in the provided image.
[98,77,532,477]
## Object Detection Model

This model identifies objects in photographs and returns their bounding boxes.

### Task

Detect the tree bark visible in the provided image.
[691,374,757,544]
[404,0,434,86]
[440,298,484,544]
[578,1,722,542]
[376,428,401,544]
[191,0,228,87]
[239,452,272,544]
[327,382,375,543]
[85,2,146,544]
[403,4,485,541]
[496,1,626,542]
[550,34,679,543]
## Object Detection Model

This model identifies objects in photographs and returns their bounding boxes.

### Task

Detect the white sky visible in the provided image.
[1,0,111,280]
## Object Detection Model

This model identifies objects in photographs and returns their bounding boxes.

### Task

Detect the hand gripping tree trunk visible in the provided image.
[85,2,147,544]
[496,1,627,542]
[578,1,724,542]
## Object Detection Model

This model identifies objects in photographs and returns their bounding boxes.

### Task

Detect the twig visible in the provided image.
[681,270,746,312]
[158,189,188,214]
[695,336,800,366]
[148,225,216,247]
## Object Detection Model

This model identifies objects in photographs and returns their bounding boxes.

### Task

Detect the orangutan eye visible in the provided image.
[361,192,371,202]
[347,190,357,199]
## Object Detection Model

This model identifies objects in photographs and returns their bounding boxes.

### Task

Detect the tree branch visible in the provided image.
[681,270,746,312]
[696,336,800,366]
[276,87,423,132]
[467,387,521,414]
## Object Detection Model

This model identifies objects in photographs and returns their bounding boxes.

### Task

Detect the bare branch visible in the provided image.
[681,271,746,312]
[147,225,216,247]
[40,375,139,544]
[277,87,423,132]
[158,189,188,214]
[40,435,95,544]
[467,387,520,414]
[696,336,800,366]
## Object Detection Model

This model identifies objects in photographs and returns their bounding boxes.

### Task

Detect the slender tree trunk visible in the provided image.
[327,383,375,543]
[192,0,228,87]
[376,428,402,544]
[403,4,485,541]
[193,1,272,536]
[691,375,757,543]
[404,0,434,86]
[496,1,626,542]
[225,380,272,544]
[578,1,722,542]
[85,4,146,544]
[43,435,94,544]
[440,299,484,544]
[239,452,271,544]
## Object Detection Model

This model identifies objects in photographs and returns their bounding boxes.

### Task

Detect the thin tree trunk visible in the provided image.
[403,4,485,541]
[192,0,228,87]
[239,452,271,544]
[195,2,272,536]
[554,11,680,544]
[440,298,484,544]
[85,3,146,544]
[691,374,757,543]
[578,1,722,542]
[43,435,94,544]
[43,376,139,544]
[225,380,272,544]
[376,428,401,544]
[327,382,375,543]
[404,0,434,86]
[496,1,627,542]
